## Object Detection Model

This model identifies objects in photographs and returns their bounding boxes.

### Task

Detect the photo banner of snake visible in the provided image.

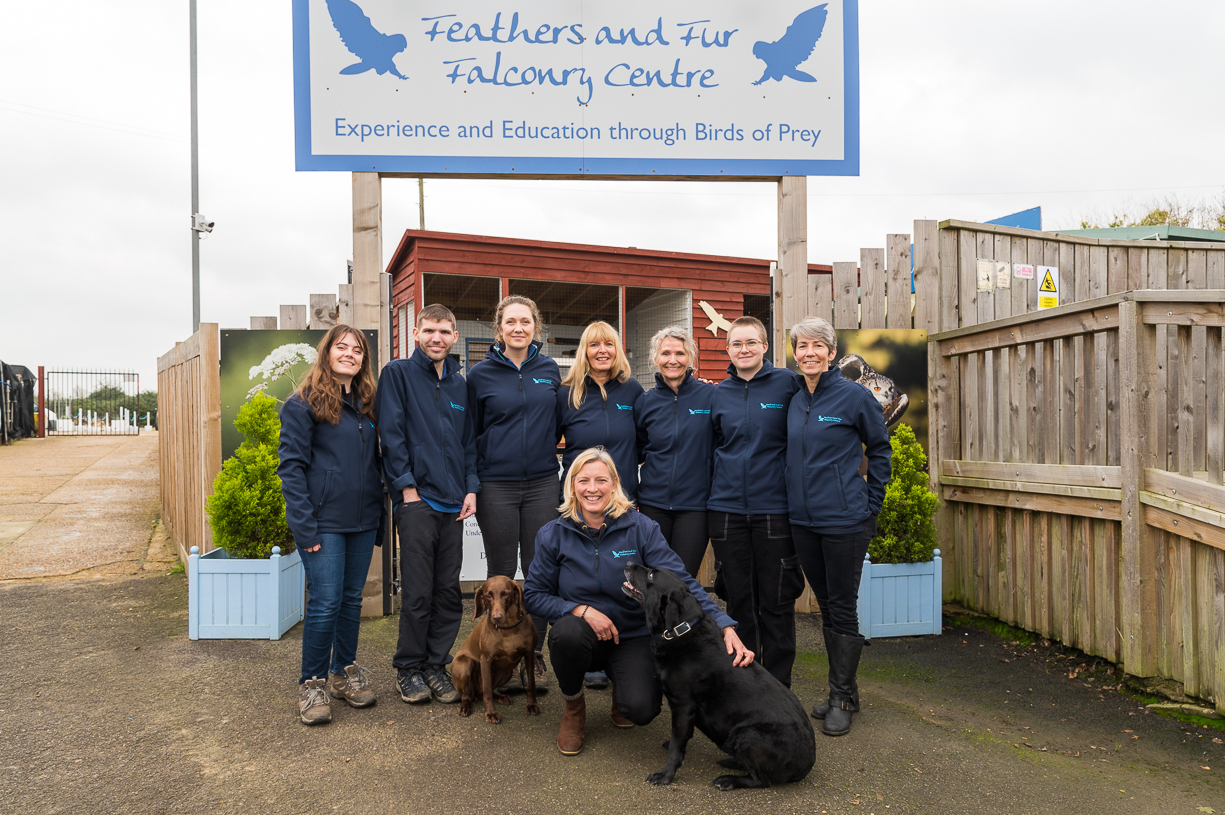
[785,329,929,463]
[219,329,379,460]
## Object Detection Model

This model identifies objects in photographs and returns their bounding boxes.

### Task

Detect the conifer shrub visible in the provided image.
[205,393,294,558]
[868,423,940,564]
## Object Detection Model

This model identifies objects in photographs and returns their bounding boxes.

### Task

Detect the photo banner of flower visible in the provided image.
[218,329,378,460]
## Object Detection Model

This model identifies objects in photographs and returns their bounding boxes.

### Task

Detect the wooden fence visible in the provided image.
[157,324,222,562]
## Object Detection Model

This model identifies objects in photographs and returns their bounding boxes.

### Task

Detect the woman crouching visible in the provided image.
[524,447,753,755]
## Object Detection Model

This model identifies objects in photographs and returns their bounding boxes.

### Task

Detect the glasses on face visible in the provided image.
[728,340,762,351]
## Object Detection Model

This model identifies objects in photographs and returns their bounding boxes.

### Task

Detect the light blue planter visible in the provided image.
[188,545,305,640]
[856,549,943,639]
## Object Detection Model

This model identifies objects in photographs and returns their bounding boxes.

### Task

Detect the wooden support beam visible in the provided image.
[941,484,1121,522]
[309,293,338,329]
[940,475,1121,503]
[940,306,1120,357]
[352,172,382,331]
[249,317,276,330]
[913,220,940,333]
[832,262,858,329]
[777,176,808,330]
[941,460,1120,488]
[887,233,912,329]
[337,284,354,325]
[280,305,308,330]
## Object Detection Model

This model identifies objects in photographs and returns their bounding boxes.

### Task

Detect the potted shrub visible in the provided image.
[856,423,943,638]
[189,393,305,640]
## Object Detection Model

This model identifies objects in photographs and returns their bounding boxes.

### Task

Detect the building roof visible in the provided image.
[1053,225,1225,243]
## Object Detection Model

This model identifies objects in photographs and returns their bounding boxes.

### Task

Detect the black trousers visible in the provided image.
[392,501,463,672]
[637,504,709,580]
[474,474,559,645]
[708,510,805,688]
[547,615,661,726]
[792,520,874,638]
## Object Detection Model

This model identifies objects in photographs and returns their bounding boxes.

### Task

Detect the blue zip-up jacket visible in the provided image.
[375,347,479,509]
[557,375,645,499]
[708,358,801,515]
[278,391,384,549]
[466,341,561,482]
[635,371,715,512]
[786,366,892,532]
[524,509,735,639]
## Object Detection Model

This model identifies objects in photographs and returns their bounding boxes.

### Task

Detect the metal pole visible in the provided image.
[418,177,425,230]
[190,0,201,333]
[37,366,45,439]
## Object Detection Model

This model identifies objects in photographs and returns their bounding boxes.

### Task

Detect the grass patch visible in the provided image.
[948,612,1038,645]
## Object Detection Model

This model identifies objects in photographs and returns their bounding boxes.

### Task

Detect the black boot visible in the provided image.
[822,631,864,737]
[810,626,835,720]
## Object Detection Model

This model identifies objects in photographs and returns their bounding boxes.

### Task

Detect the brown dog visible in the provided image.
[452,576,540,723]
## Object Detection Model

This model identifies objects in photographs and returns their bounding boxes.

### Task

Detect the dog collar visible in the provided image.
[491,613,526,630]
[653,616,703,643]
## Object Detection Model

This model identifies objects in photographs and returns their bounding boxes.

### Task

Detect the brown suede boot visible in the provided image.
[609,683,634,728]
[557,692,587,755]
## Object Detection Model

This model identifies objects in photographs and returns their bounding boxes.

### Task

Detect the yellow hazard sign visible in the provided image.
[1036,265,1059,309]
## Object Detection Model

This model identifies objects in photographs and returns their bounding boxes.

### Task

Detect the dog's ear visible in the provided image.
[473,587,487,621]
[510,580,524,612]
[661,585,688,633]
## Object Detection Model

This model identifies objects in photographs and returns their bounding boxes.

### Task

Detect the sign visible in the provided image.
[1014,263,1034,280]
[976,258,994,291]
[995,260,1010,289]
[293,0,860,177]
[1037,265,1059,309]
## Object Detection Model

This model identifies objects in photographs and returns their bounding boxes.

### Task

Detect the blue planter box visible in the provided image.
[187,545,305,640]
[856,549,943,639]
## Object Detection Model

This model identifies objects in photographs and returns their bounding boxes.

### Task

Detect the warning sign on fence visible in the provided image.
[1037,265,1059,309]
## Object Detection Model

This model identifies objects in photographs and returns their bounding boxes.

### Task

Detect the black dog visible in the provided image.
[622,562,815,790]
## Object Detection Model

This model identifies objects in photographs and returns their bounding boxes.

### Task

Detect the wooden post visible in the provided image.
[199,324,223,554]
[777,176,807,365]
[352,173,382,331]
[309,294,338,329]
[249,317,277,330]
[337,284,354,325]
[280,305,308,330]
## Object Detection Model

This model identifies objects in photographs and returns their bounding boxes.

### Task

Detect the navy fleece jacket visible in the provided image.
[786,366,892,532]
[707,358,801,515]
[278,391,385,549]
[466,342,561,482]
[524,509,735,639]
[635,371,715,512]
[557,375,645,499]
[375,348,479,510]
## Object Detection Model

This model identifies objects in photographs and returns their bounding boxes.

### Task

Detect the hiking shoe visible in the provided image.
[423,665,460,703]
[298,678,332,725]
[396,669,431,704]
[329,663,376,708]
[583,670,609,690]
[525,650,549,693]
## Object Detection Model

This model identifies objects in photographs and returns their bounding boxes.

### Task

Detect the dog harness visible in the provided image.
[653,615,703,643]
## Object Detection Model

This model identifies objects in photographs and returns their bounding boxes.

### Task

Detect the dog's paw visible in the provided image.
[485,710,502,724]
[494,693,512,706]
[525,702,541,716]
[646,770,675,786]
[712,775,737,791]
[458,702,473,717]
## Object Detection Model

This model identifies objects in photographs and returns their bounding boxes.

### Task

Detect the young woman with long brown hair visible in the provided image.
[278,325,385,725]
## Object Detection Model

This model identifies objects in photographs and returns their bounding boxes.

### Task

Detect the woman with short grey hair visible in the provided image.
[634,325,715,577]
[785,315,891,737]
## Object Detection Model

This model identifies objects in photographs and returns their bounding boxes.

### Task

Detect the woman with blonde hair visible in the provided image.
[635,325,715,577]
[524,447,751,756]
[278,325,385,725]
[467,295,560,689]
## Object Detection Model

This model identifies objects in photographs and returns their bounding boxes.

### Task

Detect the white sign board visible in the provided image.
[461,516,524,581]
[293,0,860,176]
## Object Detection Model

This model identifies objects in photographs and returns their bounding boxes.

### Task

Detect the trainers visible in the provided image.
[526,650,549,693]
[396,669,431,704]
[298,678,332,725]
[423,665,461,703]
[583,670,609,690]
[328,663,377,708]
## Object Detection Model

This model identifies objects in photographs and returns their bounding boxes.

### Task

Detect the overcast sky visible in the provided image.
[2,1,1223,389]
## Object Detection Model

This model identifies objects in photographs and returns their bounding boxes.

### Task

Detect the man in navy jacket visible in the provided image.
[708,316,804,688]
[376,304,479,706]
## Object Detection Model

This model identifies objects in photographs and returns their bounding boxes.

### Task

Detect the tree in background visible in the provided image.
[1078,192,1225,232]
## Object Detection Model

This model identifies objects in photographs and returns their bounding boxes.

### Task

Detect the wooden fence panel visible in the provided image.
[887,234,911,329]
[860,248,887,328]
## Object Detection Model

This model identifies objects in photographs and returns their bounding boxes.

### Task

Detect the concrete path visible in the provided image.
[0,433,175,580]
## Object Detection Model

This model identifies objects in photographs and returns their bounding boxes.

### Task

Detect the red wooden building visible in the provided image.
[387,230,830,382]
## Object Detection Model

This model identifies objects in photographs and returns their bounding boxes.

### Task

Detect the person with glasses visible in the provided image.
[708,316,804,688]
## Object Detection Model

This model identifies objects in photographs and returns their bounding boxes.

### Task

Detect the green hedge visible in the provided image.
[868,423,940,565]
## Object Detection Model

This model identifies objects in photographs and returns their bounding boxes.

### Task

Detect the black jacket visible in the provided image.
[635,371,715,512]
[278,391,385,548]
[375,348,479,509]
[557,375,645,499]
[466,342,561,482]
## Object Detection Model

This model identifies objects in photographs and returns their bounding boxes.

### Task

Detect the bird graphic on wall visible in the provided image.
[698,301,733,337]
[326,0,408,80]
[837,353,910,427]
[751,4,829,86]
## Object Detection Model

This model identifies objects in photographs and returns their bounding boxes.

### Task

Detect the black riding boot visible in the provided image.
[810,625,836,720]
[822,631,864,737]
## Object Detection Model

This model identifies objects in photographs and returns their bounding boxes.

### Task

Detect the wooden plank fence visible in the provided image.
[157,323,222,562]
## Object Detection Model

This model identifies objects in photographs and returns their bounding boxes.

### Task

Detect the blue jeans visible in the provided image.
[298,529,377,684]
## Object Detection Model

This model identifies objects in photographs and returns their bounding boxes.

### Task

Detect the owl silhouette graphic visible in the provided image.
[326,0,408,80]
[751,4,829,86]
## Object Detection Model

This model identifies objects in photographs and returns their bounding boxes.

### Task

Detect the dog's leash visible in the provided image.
[652,616,703,643]
[491,613,527,630]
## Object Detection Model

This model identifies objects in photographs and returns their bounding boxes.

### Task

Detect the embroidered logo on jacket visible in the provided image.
[615,404,634,411]
[688,408,711,415]
[611,549,638,558]
[818,415,843,423]
[759,402,785,410]
[449,402,465,411]
[533,378,554,385]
